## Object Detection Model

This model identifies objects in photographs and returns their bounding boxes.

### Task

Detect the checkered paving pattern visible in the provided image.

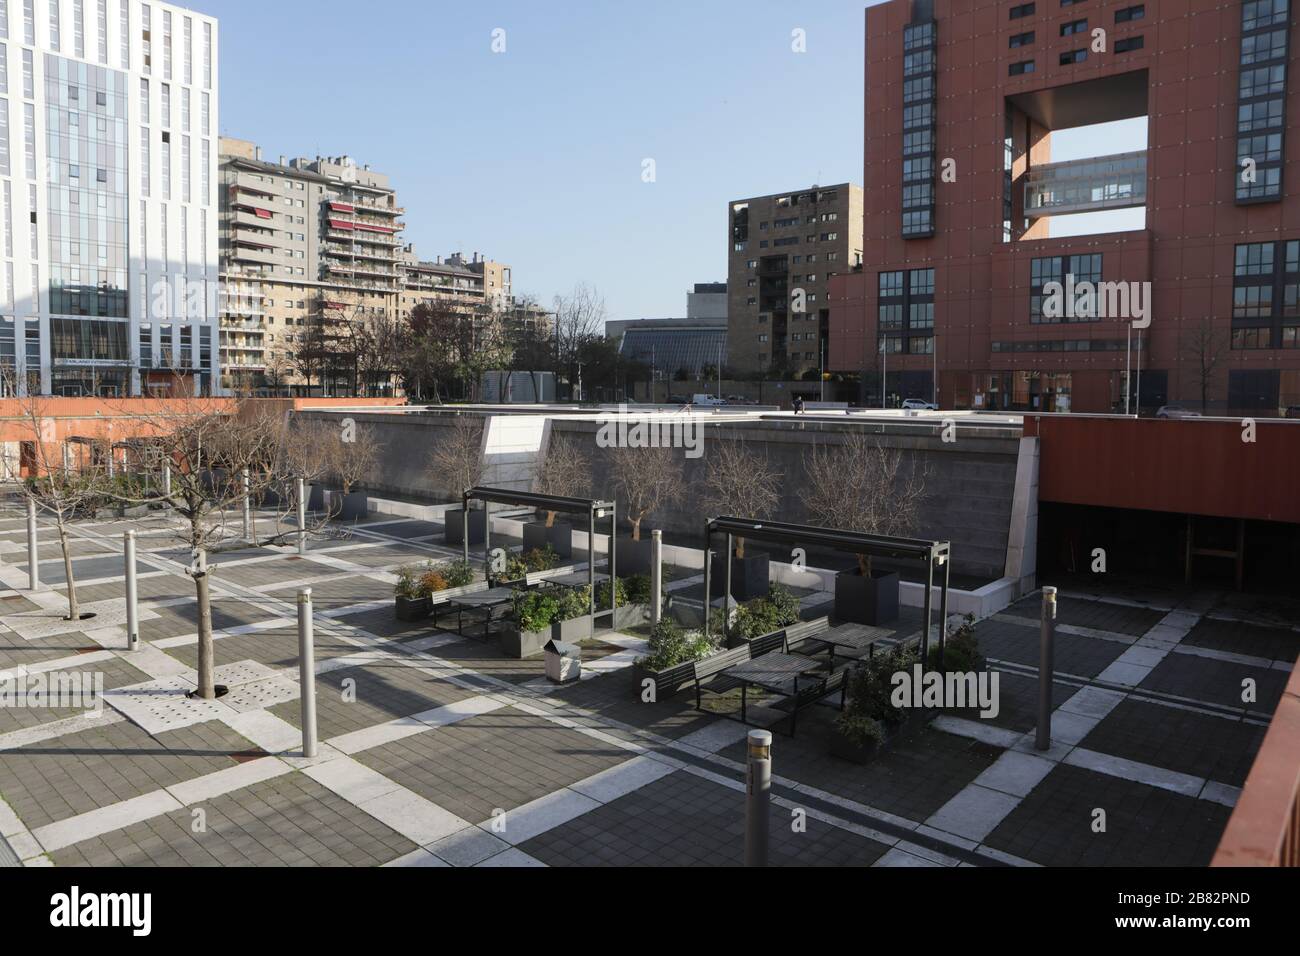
[0,657,150,736]
[0,502,1292,869]
[269,660,478,739]
[49,773,415,867]
[520,769,889,866]
[983,763,1232,867]
[0,719,256,829]
[354,707,633,823]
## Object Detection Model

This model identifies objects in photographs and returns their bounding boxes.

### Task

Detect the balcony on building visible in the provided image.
[1024,151,1148,219]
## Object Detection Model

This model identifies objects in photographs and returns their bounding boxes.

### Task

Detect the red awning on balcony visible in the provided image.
[354,222,396,234]
[328,219,354,230]
[254,208,272,219]
[328,201,355,213]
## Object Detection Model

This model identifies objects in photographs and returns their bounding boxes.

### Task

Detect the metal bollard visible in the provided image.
[650,529,663,626]
[162,461,172,497]
[26,498,38,591]
[745,730,772,866]
[241,468,251,540]
[296,477,307,555]
[1036,586,1057,751]
[124,531,139,651]
[297,588,318,758]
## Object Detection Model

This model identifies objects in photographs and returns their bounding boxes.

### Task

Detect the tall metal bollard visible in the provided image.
[297,588,318,758]
[124,531,139,651]
[745,730,772,866]
[162,461,172,497]
[241,468,251,540]
[650,529,663,627]
[26,498,38,591]
[296,477,307,555]
[1036,586,1057,751]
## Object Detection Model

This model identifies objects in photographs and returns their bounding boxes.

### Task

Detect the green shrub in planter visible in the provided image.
[596,577,628,608]
[510,588,562,632]
[730,584,802,641]
[637,619,718,672]
[927,614,983,672]
[623,573,669,606]
[524,545,560,572]
[394,565,428,600]
[835,644,918,747]
[440,559,475,589]
[555,586,592,622]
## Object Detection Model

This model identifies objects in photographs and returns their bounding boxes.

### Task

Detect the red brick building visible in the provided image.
[829,0,1300,416]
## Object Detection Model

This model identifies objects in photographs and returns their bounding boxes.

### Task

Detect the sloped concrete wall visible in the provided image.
[299,408,1023,580]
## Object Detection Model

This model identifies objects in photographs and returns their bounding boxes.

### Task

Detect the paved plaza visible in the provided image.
[0,505,1294,868]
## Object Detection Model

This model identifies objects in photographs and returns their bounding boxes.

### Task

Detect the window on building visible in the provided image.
[1009,59,1035,75]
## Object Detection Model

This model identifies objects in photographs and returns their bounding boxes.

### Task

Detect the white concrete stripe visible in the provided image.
[327,695,506,756]
[0,710,127,753]
[924,784,1023,843]
[166,756,292,806]
[304,755,472,845]
[32,789,183,853]
[568,755,678,804]
[475,847,547,867]
[930,715,1023,749]
[488,788,601,846]
[1063,747,1205,798]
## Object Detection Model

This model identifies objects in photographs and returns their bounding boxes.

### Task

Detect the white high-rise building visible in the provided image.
[0,0,219,397]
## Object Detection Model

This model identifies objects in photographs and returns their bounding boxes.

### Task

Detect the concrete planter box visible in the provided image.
[553,614,594,643]
[306,482,327,512]
[444,508,487,546]
[595,602,651,632]
[709,552,770,602]
[522,520,573,559]
[335,490,368,521]
[835,568,900,626]
[615,537,653,576]
[395,595,431,622]
[499,625,553,659]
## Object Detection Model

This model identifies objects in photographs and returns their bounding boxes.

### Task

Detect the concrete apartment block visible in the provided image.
[727,184,864,375]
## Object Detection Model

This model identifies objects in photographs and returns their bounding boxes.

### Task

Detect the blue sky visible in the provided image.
[202,0,1145,321]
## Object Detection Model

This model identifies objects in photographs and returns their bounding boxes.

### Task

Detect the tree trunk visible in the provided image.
[857,552,872,577]
[735,535,745,558]
[631,517,642,542]
[57,519,79,621]
[545,510,556,529]
[194,566,215,699]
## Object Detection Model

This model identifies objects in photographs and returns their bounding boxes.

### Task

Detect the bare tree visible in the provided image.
[109,398,318,699]
[9,391,116,622]
[803,434,928,575]
[428,415,485,501]
[552,283,606,398]
[329,422,384,495]
[701,439,782,557]
[534,434,590,526]
[609,445,683,541]
[1179,318,1230,414]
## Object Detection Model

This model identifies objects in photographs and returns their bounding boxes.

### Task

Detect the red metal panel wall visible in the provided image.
[1025,416,1300,524]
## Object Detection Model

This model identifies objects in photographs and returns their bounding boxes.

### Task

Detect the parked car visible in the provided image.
[1286,406,1300,420]
[1156,405,1203,419]
[900,398,938,411]
[692,394,728,407]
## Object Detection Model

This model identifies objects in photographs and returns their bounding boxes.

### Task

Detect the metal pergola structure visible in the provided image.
[462,486,619,627]
[702,515,953,664]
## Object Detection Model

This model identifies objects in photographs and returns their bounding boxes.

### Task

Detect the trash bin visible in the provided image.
[543,639,581,684]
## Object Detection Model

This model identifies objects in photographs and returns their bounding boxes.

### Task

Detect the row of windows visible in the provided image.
[1236,3,1289,203]
[1009,3,1143,21]
[901,18,937,240]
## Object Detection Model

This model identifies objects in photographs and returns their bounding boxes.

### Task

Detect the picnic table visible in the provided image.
[721,652,827,726]
[439,587,516,638]
[819,622,895,670]
[542,570,609,589]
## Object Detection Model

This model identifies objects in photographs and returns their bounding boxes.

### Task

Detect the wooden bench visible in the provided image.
[781,616,832,655]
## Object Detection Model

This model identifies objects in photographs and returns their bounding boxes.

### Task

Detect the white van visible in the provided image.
[692,394,727,407]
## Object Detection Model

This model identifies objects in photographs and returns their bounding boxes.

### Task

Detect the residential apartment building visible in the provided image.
[1,0,219,396]
[218,138,404,394]
[396,248,511,320]
[727,183,863,374]
[830,0,1300,416]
